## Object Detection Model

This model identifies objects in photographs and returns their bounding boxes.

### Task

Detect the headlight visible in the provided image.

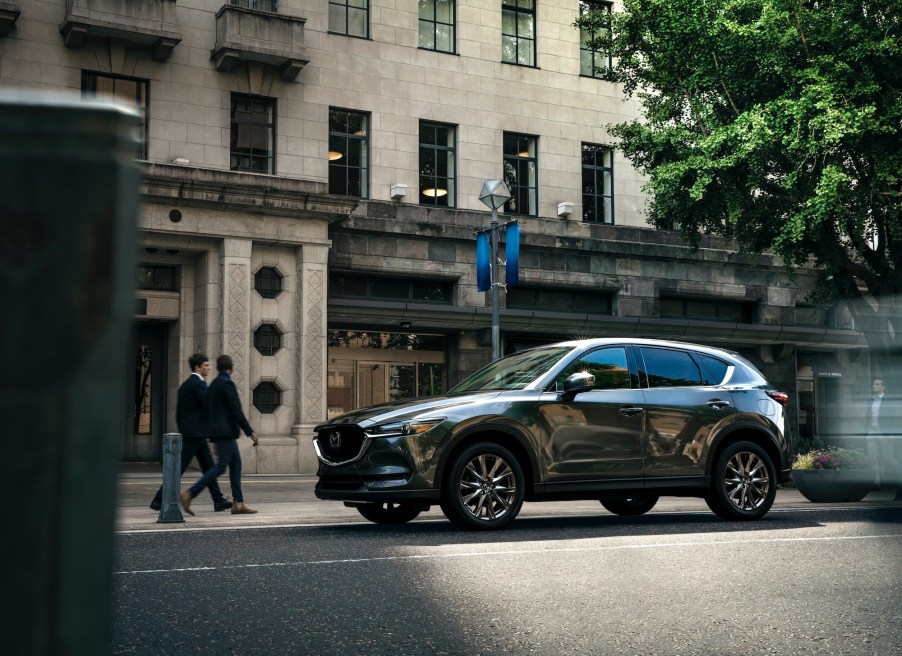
[364,417,445,438]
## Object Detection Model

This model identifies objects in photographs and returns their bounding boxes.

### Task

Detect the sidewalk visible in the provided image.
[116,465,902,532]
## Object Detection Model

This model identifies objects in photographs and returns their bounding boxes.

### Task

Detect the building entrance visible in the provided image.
[124,322,168,461]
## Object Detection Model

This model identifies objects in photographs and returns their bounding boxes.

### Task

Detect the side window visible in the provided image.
[698,354,730,385]
[641,347,703,388]
[555,347,630,391]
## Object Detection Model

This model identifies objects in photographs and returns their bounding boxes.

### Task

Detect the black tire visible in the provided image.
[705,440,777,520]
[441,442,525,531]
[355,502,422,525]
[600,495,659,516]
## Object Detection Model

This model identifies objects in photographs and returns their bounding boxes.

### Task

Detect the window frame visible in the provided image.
[253,324,283,356]
[419,120,457,208]
[328,107,370,198]
[329,274,454,304]
[230,93,276,175]
[502,132,538,216]
[81,71,149,160]
[660,297,757,324]
[501,0,536,67]
[638,347,705,389]
[329,0,370,39]
[254,266,284,299]
[579,0,613,78]
[252,381,282,414]
[418,0,456,53]
[582,142,614,224]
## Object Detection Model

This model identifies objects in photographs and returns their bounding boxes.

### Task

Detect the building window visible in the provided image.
[582,143,614,223]
[506,287,612,314]
[136,265,177,291]
[579,1,612,77]
[419,122,456,207]
[230,0,278,11]
[230,94,275,174]
[419,0,455,53]
[254,266,283,299]
[329,0,369,38]
[82,72,148,159]
[252,382,281,413]
[503,132,537,216]
[329,108,369,198]
[253,324,283,356]
[501,0,536,67]
[329,274,453,304]
[660,297,757,323]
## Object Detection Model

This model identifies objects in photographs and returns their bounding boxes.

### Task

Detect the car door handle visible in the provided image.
[707,399,731,410]
[619,406,645,416]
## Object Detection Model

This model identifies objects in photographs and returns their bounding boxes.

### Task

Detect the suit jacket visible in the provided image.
[208,371,253,440]
[176,374,209,439]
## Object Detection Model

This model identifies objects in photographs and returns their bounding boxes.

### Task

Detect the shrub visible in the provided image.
[792,447,873,471]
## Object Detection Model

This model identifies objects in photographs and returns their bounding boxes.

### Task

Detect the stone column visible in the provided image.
[220,238,255,466]
[293,244,329,473]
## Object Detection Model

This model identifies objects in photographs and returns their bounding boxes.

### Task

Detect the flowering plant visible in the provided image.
[792,447,873,470]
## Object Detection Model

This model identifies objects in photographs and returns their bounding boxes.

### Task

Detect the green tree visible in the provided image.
[576,0,902,345]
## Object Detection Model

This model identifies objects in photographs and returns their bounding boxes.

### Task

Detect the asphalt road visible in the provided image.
[112,506,902,656]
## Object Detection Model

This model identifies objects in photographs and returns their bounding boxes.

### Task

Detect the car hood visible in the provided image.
[316,392,504,429]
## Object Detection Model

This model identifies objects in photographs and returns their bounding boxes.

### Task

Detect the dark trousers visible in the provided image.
[151,437,226,507]
[189,437,244,503]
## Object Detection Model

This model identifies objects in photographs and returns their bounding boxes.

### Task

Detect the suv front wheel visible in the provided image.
[705,440,777,520]
[355,502,422,525]
[441,442,525,531]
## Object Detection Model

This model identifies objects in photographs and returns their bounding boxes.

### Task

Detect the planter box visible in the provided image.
[792,469,875,503]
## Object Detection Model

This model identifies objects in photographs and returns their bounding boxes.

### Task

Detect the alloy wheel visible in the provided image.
[457,452,518,522]
[723,450,771,511]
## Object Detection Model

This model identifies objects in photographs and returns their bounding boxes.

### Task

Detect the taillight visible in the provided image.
[767,391,789,406]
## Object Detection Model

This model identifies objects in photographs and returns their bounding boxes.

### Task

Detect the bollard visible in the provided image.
[0,94,139,656]
[159,433,185,522]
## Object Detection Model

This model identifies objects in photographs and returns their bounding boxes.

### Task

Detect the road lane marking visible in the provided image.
[115,533,901,575]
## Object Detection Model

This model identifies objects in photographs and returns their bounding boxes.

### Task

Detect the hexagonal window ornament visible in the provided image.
[253,323,283,356]
[254,266,283,299]
[252,382,281,414]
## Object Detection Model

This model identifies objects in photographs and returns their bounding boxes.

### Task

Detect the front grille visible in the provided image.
[316,425,367,465]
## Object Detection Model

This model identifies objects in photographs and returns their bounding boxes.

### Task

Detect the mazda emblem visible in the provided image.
[329,431,342,449]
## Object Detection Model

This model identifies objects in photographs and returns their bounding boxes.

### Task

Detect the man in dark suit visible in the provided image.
[867,377,901,497]
[182,354,259,515]
[150,353,231,512]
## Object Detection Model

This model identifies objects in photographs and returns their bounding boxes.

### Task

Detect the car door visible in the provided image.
[637,346,737,478]
[538,345,646,482]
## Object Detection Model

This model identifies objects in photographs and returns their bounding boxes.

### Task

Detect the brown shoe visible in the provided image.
[180,491,195,516]
[231,501,258,515]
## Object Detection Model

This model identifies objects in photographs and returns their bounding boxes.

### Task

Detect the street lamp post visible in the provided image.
[478,179,512,361]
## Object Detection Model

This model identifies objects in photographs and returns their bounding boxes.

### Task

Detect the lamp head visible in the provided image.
[478,179,511,210]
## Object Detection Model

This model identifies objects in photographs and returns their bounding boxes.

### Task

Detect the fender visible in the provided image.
[433,420,541,491]
[707,419,787,476]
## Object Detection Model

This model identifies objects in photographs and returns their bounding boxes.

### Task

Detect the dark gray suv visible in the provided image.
[314,339,790,530]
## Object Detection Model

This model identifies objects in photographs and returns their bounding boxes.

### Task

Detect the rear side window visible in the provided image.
[555,347,631,391]
[698,354,730,384]
[640,347,703,388]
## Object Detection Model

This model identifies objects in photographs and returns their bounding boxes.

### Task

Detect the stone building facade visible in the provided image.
[1,1,868,472]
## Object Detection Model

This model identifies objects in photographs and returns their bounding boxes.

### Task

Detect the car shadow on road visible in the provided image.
[309,505,902,547]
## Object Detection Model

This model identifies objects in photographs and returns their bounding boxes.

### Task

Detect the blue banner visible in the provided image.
[505,223,519,287]
[476,232,490,292]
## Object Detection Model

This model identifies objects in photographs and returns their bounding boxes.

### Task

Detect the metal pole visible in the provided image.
[158,433,185,523]
[490,207,500,361]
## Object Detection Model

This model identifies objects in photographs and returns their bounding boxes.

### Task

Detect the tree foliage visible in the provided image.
[576,0,902,311]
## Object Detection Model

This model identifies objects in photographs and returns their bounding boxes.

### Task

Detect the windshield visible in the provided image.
[450,346,573,392]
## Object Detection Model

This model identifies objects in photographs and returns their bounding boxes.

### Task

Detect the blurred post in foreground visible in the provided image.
[0,95,139,655]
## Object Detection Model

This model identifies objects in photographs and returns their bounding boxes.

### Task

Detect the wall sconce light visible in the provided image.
[557,202,574,218]
[171,157,190,165]
[390,183,408,200]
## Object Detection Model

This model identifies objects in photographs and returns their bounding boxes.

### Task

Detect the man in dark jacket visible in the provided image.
[150,353,231,512]
[182,354,258,515]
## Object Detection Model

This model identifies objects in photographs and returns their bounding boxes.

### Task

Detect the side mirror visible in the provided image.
[563,371,595,397]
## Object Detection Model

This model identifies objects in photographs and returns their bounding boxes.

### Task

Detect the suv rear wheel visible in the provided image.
[705,440,776,520]
[441,442,524,531]
[355,502,422,524]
